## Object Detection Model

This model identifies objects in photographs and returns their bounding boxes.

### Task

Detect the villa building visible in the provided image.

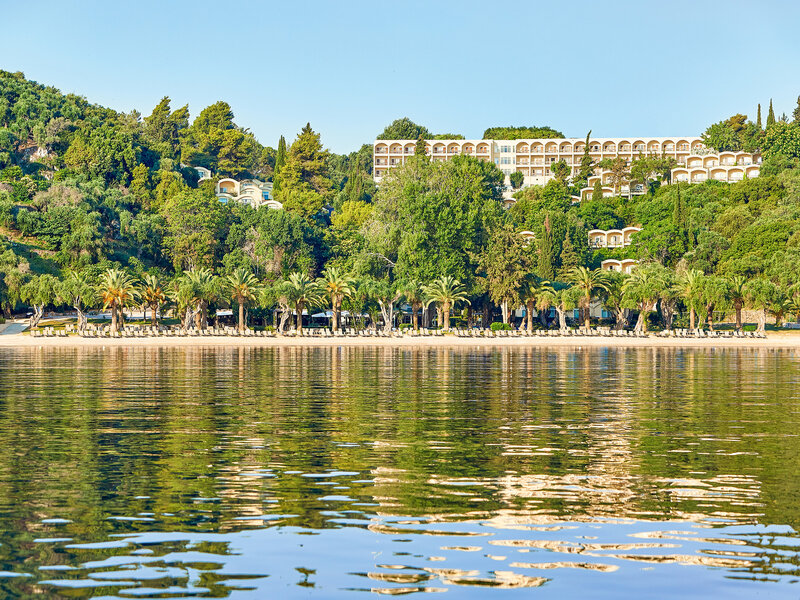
[601,259,638,274]
[588,227,641,249]
[215,178,282,210]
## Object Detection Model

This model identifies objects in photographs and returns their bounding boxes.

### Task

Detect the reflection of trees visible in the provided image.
[0,345,798,587]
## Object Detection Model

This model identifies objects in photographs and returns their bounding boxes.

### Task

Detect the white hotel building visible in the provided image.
[373,137,761,194]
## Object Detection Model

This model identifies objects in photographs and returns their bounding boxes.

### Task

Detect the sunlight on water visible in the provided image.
[0,345,798,598]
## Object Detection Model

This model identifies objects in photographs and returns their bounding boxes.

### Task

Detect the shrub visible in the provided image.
[490,322,512,331]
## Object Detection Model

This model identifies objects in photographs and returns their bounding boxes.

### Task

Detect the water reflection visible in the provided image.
[0,345,798,597]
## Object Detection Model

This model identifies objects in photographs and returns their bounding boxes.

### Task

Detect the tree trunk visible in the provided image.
[110,304,118,333]
[151,306,157,327]
[757,309,766,333]
[556,306,567,331]
[332,299,341,332]
[482,302,490,328]
[29,305,44,329]
[689,307,696,330]
[583,296,591,329]
[526,300,535,331]
[297,300,304,332]
[412,301,420,330]
[501,299,509,324]
[539,306,549,328]
[706,302,715,330]
[443,301,451,330]
[614,308,627,330]
[735,301,743,331]
[238,300,245,332]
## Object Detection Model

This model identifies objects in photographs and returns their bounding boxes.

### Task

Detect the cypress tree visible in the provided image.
[414,133,428,159]
[673,184,685,229]
[591,180,603,202]
[537,215,555,280]
[558,230,579,278]
[767,99,776,128]
[575,130,594,190]
[273,135,287,191]
[756,104,762,129]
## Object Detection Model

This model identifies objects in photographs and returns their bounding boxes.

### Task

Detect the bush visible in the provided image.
[399,323,412,330]
[490,322,512,331]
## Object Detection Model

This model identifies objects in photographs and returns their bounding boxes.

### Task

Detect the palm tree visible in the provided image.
[422,275,470,331]
[623,264,665,334]
[286,272,322,332]
[226,268,261,332]
[567,266,609,329]
[140,273,166,327]
[789,294,800,324]
[534,282,556,328]
[319,267,356,332]
[600,271,629,330]
[97,268,139,333]
[520,275,551,331]
[728,275,748,331]
[769,287,791,327]
[398,279,425,330]
[676,269,705,330]
[184,268,217,330]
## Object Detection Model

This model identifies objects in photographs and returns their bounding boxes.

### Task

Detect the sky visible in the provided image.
[3,0,800,154]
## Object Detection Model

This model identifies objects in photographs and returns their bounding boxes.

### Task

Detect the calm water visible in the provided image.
[0,345,799,598]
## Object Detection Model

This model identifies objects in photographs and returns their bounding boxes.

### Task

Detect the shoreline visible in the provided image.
[1,332,800,349]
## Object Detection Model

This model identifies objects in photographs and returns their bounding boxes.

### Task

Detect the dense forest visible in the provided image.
[2,69,800,333]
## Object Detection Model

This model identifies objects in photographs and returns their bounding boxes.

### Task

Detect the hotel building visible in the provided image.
[373,137,761,198]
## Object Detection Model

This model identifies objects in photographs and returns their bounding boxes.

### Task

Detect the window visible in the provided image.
[501,157,511,165]
[501,145,512,153]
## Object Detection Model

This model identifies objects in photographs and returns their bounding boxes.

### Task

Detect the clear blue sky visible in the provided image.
[3,0,799,153]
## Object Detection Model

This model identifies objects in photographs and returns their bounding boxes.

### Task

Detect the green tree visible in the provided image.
[591,179,604,202]
[275,123,333,217]
[757,103,763,129]
[728,275,748,331]
[377,118,431,140]
[567,266,609,328]
[226,267,261,332]
[423,275,470,330]
[319,267,355,332]
[793,96,800,124]
[56,271,95,331]
[573,131,595,191]
[767,99,776,128]
[160,188,226,270]
[623,264,665,334]
[536,216,555,280]
[550,159,570,183]
[273,135,287,192]
[286,272,322,332]
[477,224,530,324]
[414,133,427,159]
[745,278,778,333]
[21,274,59,329]
[598,157,630,195]
[140,273,166,326]
[509,171,524,189]
[97,268,138,333]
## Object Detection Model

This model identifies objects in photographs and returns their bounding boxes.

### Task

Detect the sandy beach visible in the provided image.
[2,331,800,349]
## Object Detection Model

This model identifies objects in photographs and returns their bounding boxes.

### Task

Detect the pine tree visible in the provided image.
[537,216,555,280]
[591,180,603,202]
[767,99,776,128]
[793,96,800,124]
[558,230,579,278]
[756,103,762,129]
[273,135,286,192]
